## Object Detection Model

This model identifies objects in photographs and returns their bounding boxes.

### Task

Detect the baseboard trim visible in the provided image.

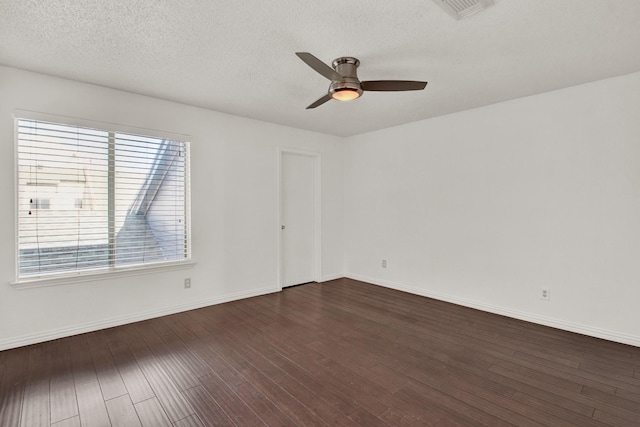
[319,274,344,282]
[345,273,640,348]
[0,285,279,351]
[5,276,638,350]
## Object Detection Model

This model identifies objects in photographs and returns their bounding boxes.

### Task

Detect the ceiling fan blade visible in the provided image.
[296,52,343,81]
[361,80,428,91]
[306,93,333,109]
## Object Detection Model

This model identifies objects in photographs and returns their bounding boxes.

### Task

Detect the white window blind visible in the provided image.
[16,118,190,280]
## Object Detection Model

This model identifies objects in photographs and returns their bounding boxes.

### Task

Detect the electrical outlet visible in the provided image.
[540,288,550,300]
[184,278,191,289]
[382,259,387,268]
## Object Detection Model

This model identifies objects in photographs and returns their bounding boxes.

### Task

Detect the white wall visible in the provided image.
[344,72,640,346]
[3,65,639,350]
[0,66,344,350]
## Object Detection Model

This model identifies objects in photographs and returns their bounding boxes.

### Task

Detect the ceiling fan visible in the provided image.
[296,52,428,109]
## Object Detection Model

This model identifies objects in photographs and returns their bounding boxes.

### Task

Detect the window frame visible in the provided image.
[12,111,194,288]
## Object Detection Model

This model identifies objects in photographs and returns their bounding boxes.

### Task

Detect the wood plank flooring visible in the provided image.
[1,278,639,426]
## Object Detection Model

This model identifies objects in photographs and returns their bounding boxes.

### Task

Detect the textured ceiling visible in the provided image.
[1,0,640,136]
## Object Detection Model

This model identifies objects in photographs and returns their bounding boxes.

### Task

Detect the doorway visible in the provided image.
[279,149,321,288]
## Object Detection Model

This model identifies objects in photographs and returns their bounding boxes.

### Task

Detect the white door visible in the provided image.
[281,151,316,288]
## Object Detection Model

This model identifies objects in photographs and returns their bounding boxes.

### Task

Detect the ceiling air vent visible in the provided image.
[433,0,494,20]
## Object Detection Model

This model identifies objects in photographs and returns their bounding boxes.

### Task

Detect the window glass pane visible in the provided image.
[17,119,109,276]
[114,134,186,266]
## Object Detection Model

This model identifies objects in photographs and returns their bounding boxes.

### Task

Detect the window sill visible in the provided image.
[10,260,196,290]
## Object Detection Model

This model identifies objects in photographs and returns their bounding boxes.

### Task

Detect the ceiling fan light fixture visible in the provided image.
[329,79,363,102]
[331,89,361,101]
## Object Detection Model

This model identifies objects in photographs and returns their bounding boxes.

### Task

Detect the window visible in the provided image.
[30,198,51,210]
[16,118,191,280]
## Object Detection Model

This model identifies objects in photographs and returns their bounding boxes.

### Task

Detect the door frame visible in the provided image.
[277,147,322,290]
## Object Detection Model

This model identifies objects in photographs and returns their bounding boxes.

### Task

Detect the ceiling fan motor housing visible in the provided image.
[330,57,363,98]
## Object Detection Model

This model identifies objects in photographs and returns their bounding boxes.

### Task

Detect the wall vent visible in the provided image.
[433,0,494,20]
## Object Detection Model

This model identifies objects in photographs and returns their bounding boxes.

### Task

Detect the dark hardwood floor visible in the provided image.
[1,278,639,426]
